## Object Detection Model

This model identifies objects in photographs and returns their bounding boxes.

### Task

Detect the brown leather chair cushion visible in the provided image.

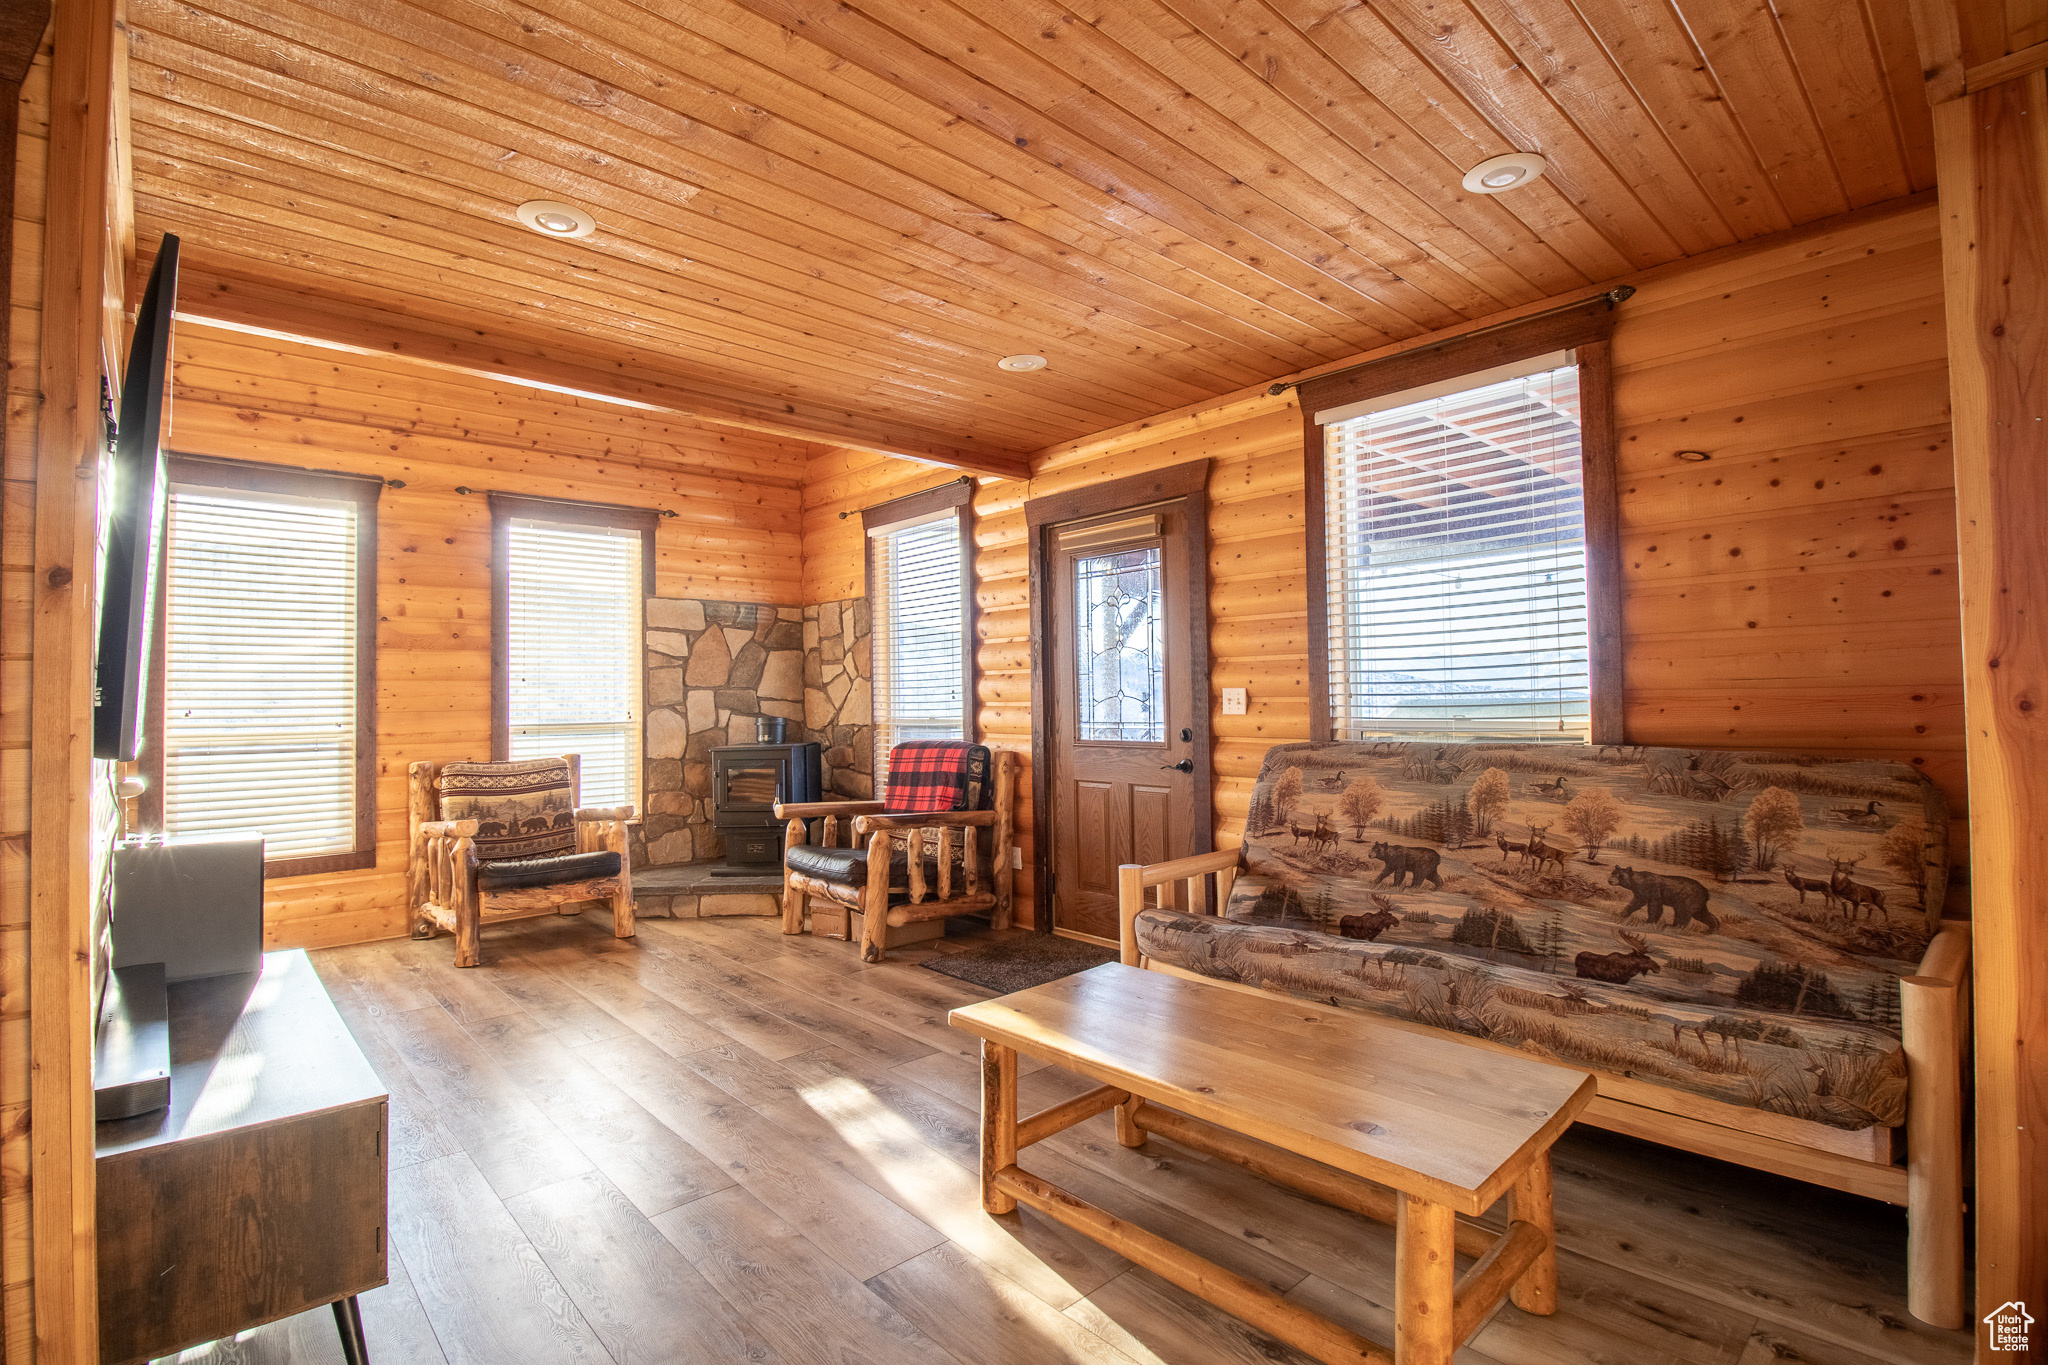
[785,843,896,887]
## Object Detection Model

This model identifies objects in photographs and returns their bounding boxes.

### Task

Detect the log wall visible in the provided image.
[168,326,813,947]
[804,199,1963,925]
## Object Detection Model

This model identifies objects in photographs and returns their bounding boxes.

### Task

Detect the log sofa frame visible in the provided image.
[407,754,636,968]
[776,750,1017,963]
[1116,848,1974,1329]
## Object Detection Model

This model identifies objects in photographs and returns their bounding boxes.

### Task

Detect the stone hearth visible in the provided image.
[633,862,782,918]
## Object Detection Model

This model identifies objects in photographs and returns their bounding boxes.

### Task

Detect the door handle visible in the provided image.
[1161,759,1193,773]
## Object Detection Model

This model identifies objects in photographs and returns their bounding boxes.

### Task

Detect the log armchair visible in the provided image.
[408,754,635,968]
[776,743,1015,963]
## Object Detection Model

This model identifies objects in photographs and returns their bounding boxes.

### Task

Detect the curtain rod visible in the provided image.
[455,486,678,518]
[1264,285,1636,398]
[171,450,403,489]
[839,473,974,521]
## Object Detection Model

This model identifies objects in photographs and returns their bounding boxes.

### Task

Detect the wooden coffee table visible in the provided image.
[949,963,1596,1365]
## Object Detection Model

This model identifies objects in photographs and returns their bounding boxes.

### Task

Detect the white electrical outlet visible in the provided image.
[1222,687,1248,715]
[1012,846,1024,869]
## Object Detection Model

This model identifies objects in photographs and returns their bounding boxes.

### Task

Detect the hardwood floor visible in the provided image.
[152,913,1970,1365]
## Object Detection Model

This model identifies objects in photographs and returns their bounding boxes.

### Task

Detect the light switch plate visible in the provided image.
[1012,846,1024,869]
[1222,687,1248,715]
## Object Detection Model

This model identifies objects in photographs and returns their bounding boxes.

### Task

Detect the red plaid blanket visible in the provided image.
[883,741,992,814]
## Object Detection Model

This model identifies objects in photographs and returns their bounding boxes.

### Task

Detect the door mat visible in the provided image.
[922,934,1118,994]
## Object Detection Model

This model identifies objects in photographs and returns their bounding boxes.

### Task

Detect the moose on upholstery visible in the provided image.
[1116,739,1972,1327]
[408,754,635,967]
[775,741,1015,963]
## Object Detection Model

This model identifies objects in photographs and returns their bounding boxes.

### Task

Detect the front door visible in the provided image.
[1049,501,1200,940]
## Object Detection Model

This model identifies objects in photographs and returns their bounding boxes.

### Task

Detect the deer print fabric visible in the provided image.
[1134,741,1950,1130]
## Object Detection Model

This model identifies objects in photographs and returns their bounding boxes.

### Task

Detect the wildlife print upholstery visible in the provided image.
[437,757,578,862]
[1133,741,1950,1131]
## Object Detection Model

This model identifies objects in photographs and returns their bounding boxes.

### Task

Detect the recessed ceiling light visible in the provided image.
[1461,153,1548,195]
[997,354,1047,372]
[515,200,597,238]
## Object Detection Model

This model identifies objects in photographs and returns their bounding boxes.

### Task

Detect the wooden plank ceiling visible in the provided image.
[126,0,1936,470]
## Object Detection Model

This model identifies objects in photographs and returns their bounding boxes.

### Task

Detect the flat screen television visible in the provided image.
[93,234,179,762]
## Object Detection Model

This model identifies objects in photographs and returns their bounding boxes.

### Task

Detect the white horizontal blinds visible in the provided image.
[1324,361,1591,741]
[870,511,965,790]
[504,518,643,807]
[162,486,359,857]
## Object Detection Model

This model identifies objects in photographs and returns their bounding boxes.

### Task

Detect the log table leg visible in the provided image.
[1115,1094,1146,1149]
[1508,1152,1557,1315]
[981,1040,1018,1215]
[1396,1193,1457,1365]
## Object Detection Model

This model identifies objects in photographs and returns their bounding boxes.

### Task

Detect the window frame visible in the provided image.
[862,478,979,775]
[143,454,381,879]
[1301,298,1623,746]
[488,494,658,802]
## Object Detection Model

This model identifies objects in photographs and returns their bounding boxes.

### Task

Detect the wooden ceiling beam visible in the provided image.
[173,271,1034,479]
[1963,37,2048,94]
[1909,0,2048,101]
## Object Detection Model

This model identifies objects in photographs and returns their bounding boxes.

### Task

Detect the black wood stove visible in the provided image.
[710,742,821,870]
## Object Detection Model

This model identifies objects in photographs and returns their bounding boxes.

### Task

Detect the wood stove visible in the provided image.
[710,742,821,869]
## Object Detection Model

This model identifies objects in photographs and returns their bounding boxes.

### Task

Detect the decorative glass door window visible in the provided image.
[1074,545,1165,743]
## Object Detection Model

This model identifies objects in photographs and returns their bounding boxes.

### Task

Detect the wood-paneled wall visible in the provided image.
[804,198,1962,926]
[169,326,812,948]
[8,0,129,1352]
[1,39,51,1360]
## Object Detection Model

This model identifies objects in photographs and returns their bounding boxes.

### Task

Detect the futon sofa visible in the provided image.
[1117,740,1970,1327]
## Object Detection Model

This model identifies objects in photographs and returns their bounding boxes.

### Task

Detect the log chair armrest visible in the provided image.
[418,819,479,838]
[575,805,636,822]
[852,810,996,834]
[1908,920,1972,988]
[1116,847,1247,967]
[775,799,885,819]
[1900,919,1972,1329]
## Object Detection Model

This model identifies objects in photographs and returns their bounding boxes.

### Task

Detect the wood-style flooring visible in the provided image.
[154,913,1971,1365]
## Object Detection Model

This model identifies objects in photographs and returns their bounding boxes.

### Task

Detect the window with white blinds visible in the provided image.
[502,518,643,807]
[1322,357,1590,742]
[160,484,366,861]
[870,510,968,785]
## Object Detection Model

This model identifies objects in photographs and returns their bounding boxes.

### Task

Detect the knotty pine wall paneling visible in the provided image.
[1,37,50,1359]
[804,199,1964,928]
[169,326,810,948]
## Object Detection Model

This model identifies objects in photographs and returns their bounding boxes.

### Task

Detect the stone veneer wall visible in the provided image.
[637,599,807,867]
[804,597,876,799]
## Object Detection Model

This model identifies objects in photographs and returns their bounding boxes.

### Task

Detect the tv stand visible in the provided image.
[95,951,387,1363]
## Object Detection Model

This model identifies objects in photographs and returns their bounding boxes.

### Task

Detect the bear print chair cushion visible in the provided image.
[1133,741,1949,1131]
[438,757,577,863]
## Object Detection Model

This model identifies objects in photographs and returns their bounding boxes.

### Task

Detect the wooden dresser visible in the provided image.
[95,950,388,1364]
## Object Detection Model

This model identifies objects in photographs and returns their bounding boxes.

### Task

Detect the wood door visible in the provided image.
[1049,503,1200,939]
